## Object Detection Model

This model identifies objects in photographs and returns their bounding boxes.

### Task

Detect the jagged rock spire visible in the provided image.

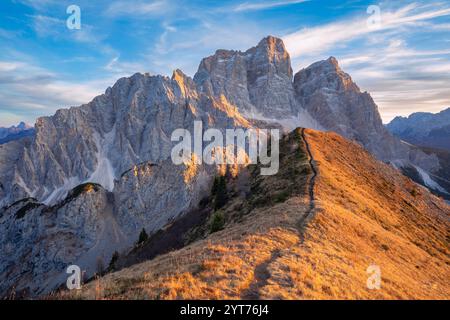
[194,35,298,119]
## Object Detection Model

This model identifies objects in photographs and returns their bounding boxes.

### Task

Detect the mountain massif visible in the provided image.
[0,36,448,298]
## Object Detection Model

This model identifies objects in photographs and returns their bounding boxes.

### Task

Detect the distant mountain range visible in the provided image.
[0,122,35,145]
[387,108,450,152]
[0,36,448,298]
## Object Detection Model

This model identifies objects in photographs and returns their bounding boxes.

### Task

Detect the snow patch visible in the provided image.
[43,129,117,205]
[413,165,449,194]
[87,157,115,191]
[390,159,408,170]
[43,177,81,205]
[16,174,33,195]
[84,129,116,191]
[400,140,415,148]
[241,106,323,131]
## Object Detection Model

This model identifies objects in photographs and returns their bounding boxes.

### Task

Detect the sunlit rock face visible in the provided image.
[194,36,317,125]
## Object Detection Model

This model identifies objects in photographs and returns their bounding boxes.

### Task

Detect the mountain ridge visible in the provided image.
[57,128,449,300]
[387,108,450,152]
[0,122,35,145]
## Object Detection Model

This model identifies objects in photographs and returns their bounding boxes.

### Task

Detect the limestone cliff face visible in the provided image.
[294,57,397,160]
[293,57,441,172]
[0,70,250,296]
[1,72,196,207]
[0,71,248,208]
[0,185,114,296]
[194,36,315,124]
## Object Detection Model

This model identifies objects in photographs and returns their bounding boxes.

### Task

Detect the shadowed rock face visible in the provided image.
[0,36,448,297]
[294,57,397,160]
[293,57,441,173]
[0,185,112,297]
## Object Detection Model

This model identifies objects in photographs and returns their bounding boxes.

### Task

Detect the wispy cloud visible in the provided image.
[105,0,170,17]
[233,0,309,12]
[281,2,450,122]
[24,12,114,58]
[2,0,450,126]
[427,22,450,30]
[104,55,148,76]
[338,39,450,122]
[283,3,450,57]
[110,14,273,77]
[27,14,62,38]
[13,0,59,10]
[0,59,115,126]
[0,28,23,39]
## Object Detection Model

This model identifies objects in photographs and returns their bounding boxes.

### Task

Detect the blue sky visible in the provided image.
[0,0,449,126]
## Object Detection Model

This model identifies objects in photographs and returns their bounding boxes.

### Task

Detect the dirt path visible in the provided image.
[241,128,319,299]
[297,128,318,237]
[241,249,281,299]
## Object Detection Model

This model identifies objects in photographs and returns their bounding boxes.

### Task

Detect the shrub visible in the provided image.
[274,190,290,203]
[211,176,219,196]
[137,228,148,245]
[210,211,225,233]
[109,251,119,270]
[214,176,228,210]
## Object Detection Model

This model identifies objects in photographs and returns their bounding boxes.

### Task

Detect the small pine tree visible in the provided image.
[211,176,219,196]
[214,176,228,210]
[210,211,225,233]
[108,251,119,270]
[137,228,148,245]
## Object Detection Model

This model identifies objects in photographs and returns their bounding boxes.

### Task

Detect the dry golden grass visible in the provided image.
[58,129,449,300]
[296,130,450,299]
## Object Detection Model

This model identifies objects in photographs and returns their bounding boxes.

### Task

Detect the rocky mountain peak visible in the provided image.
[17,122,30,130]
[293,56,359,95]
[387,107,450,152]
[0,121,35,145]
[249,35,293,79]
[193,35,299,120]
[293,56,420,163]
[325,56,339,68]
[171,69,198,99]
